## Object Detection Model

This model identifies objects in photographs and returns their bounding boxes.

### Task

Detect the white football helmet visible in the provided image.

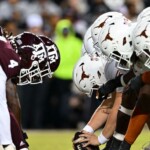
[91,11,126,52]
[133,17,150,69]
[81,44,86,56]
[83,26,96,54]
[98,17,134,70]
[137,7,150,22]
[130,22,137,32]
[73,53,107,97]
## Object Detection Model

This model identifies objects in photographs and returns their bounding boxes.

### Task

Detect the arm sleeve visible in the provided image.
[142,71,150,84]
[99,74,123,95]
[121,69,136,86]
[98,69,136,96]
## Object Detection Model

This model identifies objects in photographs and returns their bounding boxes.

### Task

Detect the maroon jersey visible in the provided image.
[0,39,21,79]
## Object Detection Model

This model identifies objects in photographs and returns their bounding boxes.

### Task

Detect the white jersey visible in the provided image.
[104,60,127,93]
[104,58,149,93]
[104,60,127,81]
[0,65,7,102]
[0,65,12,144]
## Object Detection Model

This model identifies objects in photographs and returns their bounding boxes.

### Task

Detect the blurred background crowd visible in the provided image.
[1,0,150,129]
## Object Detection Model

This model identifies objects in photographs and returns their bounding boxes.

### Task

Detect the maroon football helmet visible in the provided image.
[13,32,60,85]
[38,35,60,74]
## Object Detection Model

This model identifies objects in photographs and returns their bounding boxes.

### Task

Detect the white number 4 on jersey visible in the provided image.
[8,60,19,68]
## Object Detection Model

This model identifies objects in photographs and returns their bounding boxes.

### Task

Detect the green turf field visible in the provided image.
[26,127,150,150]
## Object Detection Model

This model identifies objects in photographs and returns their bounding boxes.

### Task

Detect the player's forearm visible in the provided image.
[98,111,118,144]
[6,79,21,124]
[85,95,115,132]
[102,108,118,139]
[83,104,109,132]
[87,109,108,131]
[100,92,122,140]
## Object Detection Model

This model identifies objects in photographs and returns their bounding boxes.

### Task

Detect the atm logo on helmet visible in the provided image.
[46,44,59,64]
[32,43,47,63]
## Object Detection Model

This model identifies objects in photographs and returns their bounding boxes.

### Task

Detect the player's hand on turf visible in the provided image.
[72,131,100,150]
[78,131,100,147]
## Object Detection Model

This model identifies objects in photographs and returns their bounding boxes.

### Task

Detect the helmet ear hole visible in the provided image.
[31,55,35,60]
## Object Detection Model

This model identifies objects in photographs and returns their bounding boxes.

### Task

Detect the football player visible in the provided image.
[118,10,150,149]
[6,79,29,150]
[114,14,150,150]
[79,25,118,149]
[0,28,60,149]
[108,72,150,150]
[73,9,149,149]
[82,14,150,150]
[73,51,123,150]
[72,15,134,150]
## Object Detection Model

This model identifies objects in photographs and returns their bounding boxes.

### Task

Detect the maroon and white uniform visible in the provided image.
[0,39,21,79]
[0,37,20,146]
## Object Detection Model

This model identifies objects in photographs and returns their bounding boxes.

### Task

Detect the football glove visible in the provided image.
[92,74,122,102]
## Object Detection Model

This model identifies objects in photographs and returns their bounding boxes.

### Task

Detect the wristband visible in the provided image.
[98,132,109,144]
[83,125,94,133]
